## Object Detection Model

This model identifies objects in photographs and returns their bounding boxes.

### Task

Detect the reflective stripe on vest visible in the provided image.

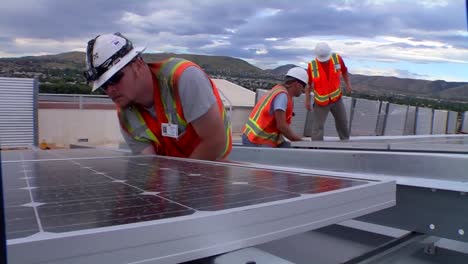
[314,86,342,103]
[156,58,231,158]
[331,53,340,71]
[220,100,232,157]
[309,60,320,79]
[156,58,189,131]
[309,53,340,79]
[309,53,342,106]
[244,118,280,142]
[243,86,289,145]
[118,107,160,145]
[118,58,231,158]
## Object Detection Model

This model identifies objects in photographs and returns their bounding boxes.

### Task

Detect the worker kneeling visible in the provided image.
[242,67,307,148]
[83,33,231,161]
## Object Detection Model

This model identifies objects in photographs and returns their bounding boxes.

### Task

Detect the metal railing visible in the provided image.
[39,93,113,109]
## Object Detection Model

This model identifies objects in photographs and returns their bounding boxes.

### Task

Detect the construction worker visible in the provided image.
[305,42,352,141]
[83,32,231,160]
[242,67,307,148]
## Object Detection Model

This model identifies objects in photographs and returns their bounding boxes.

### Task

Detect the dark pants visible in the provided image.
[311,98,350,141]
[241,134,291,148]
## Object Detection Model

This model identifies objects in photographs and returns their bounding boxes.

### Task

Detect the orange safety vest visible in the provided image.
[118,58,232,159]
[242,85,293,147]
[308,53,343,106]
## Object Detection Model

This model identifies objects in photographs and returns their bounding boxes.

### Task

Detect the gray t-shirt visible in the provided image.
[270,93,288,114]
[123,66,216,153]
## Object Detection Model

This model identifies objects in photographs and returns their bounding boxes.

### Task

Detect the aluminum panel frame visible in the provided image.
[7,177,394,264]
[229,147,468,242]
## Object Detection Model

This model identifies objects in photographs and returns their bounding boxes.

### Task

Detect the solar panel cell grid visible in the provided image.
[3,150,368,241]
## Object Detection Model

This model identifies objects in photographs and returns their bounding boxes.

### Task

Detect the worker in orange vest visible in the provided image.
[83,33,231,160]
[305,42,352,141]
[242,67,307,148]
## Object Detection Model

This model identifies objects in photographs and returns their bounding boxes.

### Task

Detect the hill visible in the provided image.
[265,64,297,75]
[142,53,263,77]
[0,52,467,105]
[349,74,468,102]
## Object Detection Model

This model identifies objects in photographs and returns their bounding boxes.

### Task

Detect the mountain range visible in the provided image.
[0,51,467,102]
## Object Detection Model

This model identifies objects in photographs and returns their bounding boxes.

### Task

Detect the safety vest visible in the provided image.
[242,85,293,147]
[308,53,343,106]
[118,58,232,159]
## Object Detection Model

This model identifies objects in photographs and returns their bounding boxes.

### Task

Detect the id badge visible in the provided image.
[162,123,179,138]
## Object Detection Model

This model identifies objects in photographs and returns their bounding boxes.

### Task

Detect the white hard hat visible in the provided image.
[84,33,146,91]
[286,67,308,84]
[315,42,331,62]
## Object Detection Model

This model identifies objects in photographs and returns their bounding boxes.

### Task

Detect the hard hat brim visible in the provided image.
[91,46,146,91]
[285,67,308,84]
[316,54,331,62]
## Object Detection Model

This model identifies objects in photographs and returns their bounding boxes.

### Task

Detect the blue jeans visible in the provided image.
[241,134,291,148]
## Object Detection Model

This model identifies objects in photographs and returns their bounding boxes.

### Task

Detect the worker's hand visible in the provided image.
[346,84,353,95]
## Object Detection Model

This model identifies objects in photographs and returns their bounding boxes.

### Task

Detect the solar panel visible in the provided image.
[1,148,132,162]
[463,111,468,133]
[446,111,458,134]
[376,101,388,136]
[0,150,7,264]
[292,135,468,153]
[351,99,380,136]
[384,104,408,136]
[416,107,433,135]
[432,110,448,134]
[403,106,417,135]
[3,149,395,264]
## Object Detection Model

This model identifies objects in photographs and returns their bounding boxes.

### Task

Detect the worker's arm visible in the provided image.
[339,56,352,94]
[274,110,302,141]
[342,70,352,94]
[120,127,156,154]
[189,103,226,160]
[178,66,226,160]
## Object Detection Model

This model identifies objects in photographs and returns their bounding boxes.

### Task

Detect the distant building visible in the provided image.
[213,79,255,108]
[213,79,255,137]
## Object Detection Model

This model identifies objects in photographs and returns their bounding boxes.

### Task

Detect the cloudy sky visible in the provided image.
[1,0,467,82]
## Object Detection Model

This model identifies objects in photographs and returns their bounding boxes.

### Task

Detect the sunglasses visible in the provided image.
[101,70,125,91]
[297,80,306,88]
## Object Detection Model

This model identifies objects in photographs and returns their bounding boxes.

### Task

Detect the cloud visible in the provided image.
[353,67,431,80]
[345,41,361,46]
[0,0,151,38]
[0,0,466,80]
